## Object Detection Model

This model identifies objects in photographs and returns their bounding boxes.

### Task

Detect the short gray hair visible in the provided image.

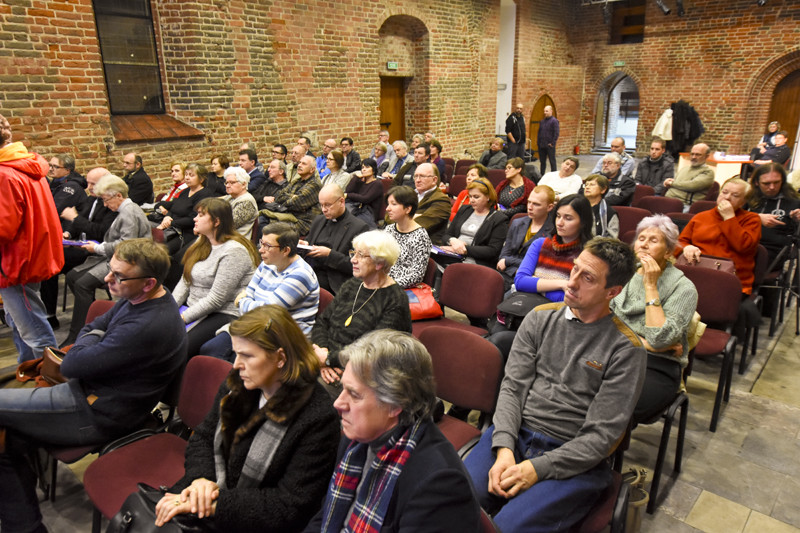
[352,230,400,270]
[393,140,408,151]
[94,174,128,198]
[224,165,250,186]
[635,215,680,252]
[602,152,622,165]
[340,329,437,426]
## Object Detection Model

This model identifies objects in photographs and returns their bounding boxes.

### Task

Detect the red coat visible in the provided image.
[675,207,761,294]
[0,143,64,287]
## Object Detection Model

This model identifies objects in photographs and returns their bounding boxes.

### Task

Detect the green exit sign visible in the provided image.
[387,61,398,70]
[613,61,625,67]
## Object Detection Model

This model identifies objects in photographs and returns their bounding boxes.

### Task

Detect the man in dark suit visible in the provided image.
[239,148,266,194]
[121,152,153,205]
[340,136,362,174]
[304,183,369,294]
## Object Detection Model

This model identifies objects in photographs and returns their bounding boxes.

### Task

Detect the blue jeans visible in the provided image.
[464,425,612,533]
[0,283,58,363]
[199,331,235,363]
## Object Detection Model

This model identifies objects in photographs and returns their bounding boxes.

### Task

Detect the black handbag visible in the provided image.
[107,483,209,533]
[496,292,551,331]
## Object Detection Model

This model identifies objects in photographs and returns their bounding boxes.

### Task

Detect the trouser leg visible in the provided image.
[0,284,58,363]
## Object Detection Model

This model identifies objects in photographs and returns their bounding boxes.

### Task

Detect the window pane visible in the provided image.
[105,65,163,114]
[96,15,157,65]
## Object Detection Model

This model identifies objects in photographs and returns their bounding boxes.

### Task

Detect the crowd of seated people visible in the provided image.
[19,124,800,533]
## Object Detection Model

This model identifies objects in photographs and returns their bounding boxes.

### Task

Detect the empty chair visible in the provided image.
[632,184,656,206]
[454,158,476,176]
[449,174,467,197]
[486,168,506,188]
[613,206,651,238]
[635,195,685,215]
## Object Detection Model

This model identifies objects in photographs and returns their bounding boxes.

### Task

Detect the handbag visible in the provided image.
[676,253,736,275]
[41,347,67,386]
[107,483,209,533]
[405,283,443,321]
[496,292,551,331]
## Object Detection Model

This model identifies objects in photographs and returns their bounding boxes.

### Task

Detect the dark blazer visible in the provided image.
[66,196,118,241]
[205,173,227,196]
[123,168,154,205]
[393,160,418,188]
[499,215,554,279]
[306,210,370,294]
[247,168,267,194]
[343,150,362,174]
[444,206,509,268]
[304,421,481,533]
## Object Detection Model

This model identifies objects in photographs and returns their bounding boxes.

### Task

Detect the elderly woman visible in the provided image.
[173,198,260,356]
[450,163,488,221]
[63,174,150,345]
[322,148,351,192]
[676,177,762,295]
[384,185,432,288]
[538,156,582,200]
[345,158,383,227]
[373,141,388,169]
[611,215,698,423]
[311,230,412,392]
[584,173,620,238]
[222,166,258,236]
[156,162,215,254]
[441,177,508,269]
[496,157,535,219]
[155,305,340,533]
[304,330,482,532]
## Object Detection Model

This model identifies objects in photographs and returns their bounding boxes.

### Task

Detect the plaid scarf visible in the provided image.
[320,419,426,533]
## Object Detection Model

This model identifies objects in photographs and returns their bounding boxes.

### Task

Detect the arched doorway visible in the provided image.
[593,73,639,152]
[378,16,430,143]
[529,94,555,159]
[768,69,800,165]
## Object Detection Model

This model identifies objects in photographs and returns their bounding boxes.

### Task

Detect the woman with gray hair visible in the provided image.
[222,165,258,236]
[304,329,482,532]
[311,230,411,392]
[610,215,697,424]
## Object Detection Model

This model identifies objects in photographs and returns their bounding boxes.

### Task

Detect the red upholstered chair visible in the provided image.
[444,163,454,184]
[571,470,629,533]
[83,356,232,533]
[632,184,655,206]
[613,206,651,238]
[417,326,502,456]
[442,157,456,169]
[688,199,717,214]
[705,181,720,202]
[151,227,166,244]
[676,264,741,432]
[449,174,467,197]
[634,195,685,215]
[454,159,476,176]
[739,244,769,374]
[486,169,505,188]
[411,263,504,337]
[318,287,334,316]
[423,257,437,287]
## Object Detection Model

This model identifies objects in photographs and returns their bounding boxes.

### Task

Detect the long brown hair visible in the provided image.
[182,197,259,284]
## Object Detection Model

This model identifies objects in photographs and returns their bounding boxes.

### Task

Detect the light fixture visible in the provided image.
[655,0,671,15]
[676,0,685,15]
[757,0,767,5]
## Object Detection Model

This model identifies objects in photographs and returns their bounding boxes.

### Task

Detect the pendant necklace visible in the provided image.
[345,282,378,327]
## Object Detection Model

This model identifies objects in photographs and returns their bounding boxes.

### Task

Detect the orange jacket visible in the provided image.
[0,142,64,287]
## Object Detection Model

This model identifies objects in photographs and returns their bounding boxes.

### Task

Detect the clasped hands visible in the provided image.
[488,447,538,499]
[441,238,467,256]
[155,478,219,526]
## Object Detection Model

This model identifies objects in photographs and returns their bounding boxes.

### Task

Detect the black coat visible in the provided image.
[305,210,370,294]
[444,206,509,268]
[123,168,154,205]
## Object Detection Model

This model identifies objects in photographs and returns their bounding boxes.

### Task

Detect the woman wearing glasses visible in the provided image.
[311,230,411,395]
[322,148,351,192]
[221,166,258,236]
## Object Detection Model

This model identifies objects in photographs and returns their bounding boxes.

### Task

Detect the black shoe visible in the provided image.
[47,315,60,330]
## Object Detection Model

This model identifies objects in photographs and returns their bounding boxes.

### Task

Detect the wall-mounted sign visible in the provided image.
[613,61,625,67]
[387,61,398,70]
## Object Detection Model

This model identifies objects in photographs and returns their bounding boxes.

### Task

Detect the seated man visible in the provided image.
[664,143,715,208]
[121,152,154,206]
[0,238,187,533]
[259,155,322,235]
[497,185,555,291]
[305,184,370,294]
[591,137,635,178]
[748,163,800,266]
[465,238,645,532]
[410,162,451,244]
[394,143,429,188]
[635,136,674,195]
[538,156,582,200]
[340,136,362,174]
[315,137,338,180]
[599,152,636,206]
[753,130,791,167]
[239,148,266,193]
[47,153,87,221]
[253,159,289,211]
[382,140,413,180]
[479,137,509,170]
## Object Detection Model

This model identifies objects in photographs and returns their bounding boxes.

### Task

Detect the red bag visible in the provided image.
[405,284,443,321]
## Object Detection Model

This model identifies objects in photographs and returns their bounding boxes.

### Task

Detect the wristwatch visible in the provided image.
[645,298,661,307]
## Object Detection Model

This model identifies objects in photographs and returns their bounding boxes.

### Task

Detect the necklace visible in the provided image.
[345,282,379,327]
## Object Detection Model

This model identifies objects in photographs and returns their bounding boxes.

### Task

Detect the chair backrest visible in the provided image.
[705,181,720,201]
[675,264,741,325]
[511,212,528,223]
[444,163,454,184]
[752,244,769,293]
[613,206,651,237]
[632,184,655,206]
[688,199,717,214]
[486,169,505,188]
[318,288,334,315]
[177,356,232,429]
[250,221,260,245]
[418,326,502,412]
[423,257,437,287]
[635,195,685,215]
[439,263,505,318]
[85,299,115,324]
[442,157,456,169]
[454,159,476,176]
[449,174,467,197]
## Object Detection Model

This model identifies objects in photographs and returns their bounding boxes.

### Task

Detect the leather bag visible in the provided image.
[107,483,208,533]
[676,253,736,275]
[405,283,443,321]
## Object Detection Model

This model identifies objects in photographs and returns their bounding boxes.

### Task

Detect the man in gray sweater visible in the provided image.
[465,238,646,532]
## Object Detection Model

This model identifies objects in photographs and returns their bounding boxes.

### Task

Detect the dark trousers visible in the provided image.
[633,354,682,424]
[508,140,526,160]
[65,269,105,344]
[539,144,557,174]
[40,247,90,316]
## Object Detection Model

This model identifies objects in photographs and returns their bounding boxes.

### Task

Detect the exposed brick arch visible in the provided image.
[590,69,642,151]
[743,48,800,148]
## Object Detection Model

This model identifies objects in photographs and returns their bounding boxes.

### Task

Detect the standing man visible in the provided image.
[506,103,527,160]
[0,114,64,362]
[121,152,154,205]
[537,105,560,175]
[465,238,645,532]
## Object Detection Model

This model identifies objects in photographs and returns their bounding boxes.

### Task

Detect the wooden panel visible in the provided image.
[110,114,205,143]
[529,94,555,158]
[768,69,800,152]
[380,77,406,144]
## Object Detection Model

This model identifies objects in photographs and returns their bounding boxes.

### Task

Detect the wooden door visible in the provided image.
[380,77,406,144]
[529,95,555,156]
[768,70,800,152]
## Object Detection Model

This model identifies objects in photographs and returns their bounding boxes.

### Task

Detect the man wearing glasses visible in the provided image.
[0,238,186,533]
[316,138,338,180]
[591,137,635,178]
[411,162,451,244]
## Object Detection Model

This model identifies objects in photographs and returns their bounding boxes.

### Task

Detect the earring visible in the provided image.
[278,362,284,368]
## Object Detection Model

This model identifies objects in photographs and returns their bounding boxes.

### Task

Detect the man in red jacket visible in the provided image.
[0,114,64,362]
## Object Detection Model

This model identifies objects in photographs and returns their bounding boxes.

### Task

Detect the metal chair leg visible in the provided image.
[675,396,689,472]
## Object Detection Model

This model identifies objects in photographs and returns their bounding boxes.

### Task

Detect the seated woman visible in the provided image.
[676,177,762,295]
[321,148,351,192]
[449,163,488,221]
[155,305,340,533]
[384,185,432,288]
[156,162,215,255]
[199,222,320,361]
[583,173,619,239]
[514,194,594,303]
[206,154,230,196]
[611,216,698,424]
[345,158,383,227]
[440,177,508,269]
[173,198,261,356]
[222,166,258,236]
[304,329,482,532]
[164,161,187,201]
[311,230,412,394]
[495,157,535,219]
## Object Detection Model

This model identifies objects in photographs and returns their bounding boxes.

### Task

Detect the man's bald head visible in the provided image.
[319,184,346,219]
[85,167,111,195]
[689,143,710,167]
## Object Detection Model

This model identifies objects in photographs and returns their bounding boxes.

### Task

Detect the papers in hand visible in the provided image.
[431,245,462,258]
[63,239,100,247]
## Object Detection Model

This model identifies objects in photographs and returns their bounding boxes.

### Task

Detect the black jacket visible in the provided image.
[444,206,509,268]
[305,210,370,294]
[123,168,154,205]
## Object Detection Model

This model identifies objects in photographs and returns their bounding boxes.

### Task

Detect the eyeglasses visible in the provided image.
[348,250,371,260]
[414,174,435,179]
[272,150,283,154]
[49,164,62,170]
[106,262,151,284]
[259,241,280,250]
[224,180,239,185]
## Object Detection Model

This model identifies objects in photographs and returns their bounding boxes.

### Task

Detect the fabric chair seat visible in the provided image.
[692,329,729,358]
[573,470,625,533]
[437,414,481,453]
[84,433,188,519]
[412,317,488,337]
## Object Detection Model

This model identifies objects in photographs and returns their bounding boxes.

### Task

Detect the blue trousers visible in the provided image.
[464,425,612,533]
[199,331,235,362]
[0,283,58,363]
